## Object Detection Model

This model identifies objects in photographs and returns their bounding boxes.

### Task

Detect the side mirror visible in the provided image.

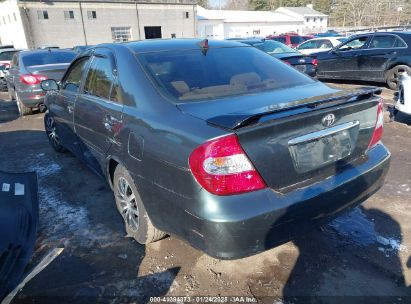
[41,79,59,91]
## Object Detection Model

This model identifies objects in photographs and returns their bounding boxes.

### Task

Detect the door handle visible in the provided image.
[103,115,122,132]
[67,105,73,114]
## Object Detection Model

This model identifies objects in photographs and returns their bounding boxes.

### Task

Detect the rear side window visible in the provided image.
[369,35,397,49]
[138,46,314,102]
[22,51,76,67]
[61,57,89,93]
[84,57,116,100]
[10,53,19,67]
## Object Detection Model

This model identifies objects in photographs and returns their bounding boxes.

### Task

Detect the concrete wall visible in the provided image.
[0,0,29,49]
[1,0,196,49]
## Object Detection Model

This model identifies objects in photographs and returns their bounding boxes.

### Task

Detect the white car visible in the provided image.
[395,72,411,119]
[296,37,347,55]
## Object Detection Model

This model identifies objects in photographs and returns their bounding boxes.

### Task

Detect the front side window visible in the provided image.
[84,57,115,100]
[338,36,369,51]
[137,46,314,102]
[61,57,90,93]
[318,40,333,49]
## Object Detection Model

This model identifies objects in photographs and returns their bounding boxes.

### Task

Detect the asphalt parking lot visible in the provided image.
[0,81,410,303]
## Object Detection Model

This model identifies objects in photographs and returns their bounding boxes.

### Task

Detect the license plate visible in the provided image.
[288,121,360,173]
[295,65,307,72]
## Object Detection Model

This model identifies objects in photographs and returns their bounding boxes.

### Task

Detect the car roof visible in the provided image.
[96,38,250,54]
[0,48,17,53]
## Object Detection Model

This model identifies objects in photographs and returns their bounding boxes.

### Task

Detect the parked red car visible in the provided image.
[267,34,314,48]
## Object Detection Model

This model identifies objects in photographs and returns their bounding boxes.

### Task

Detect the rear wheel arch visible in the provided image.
[107,156,121,190]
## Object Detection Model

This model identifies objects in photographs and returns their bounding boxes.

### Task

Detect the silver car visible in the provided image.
[6,49,76,115]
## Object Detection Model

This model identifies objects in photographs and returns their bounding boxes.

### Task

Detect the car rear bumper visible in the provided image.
[18,88,45,108]
[182,143,390,259]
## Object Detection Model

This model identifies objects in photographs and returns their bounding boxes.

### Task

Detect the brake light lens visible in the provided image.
[20,74,48,85]
[189,134,266,195]
[311,58,318,66]
[368,100,384,149]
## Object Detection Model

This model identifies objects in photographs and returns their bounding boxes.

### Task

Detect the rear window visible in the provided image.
[0,51,17,61]
[137,46,314,102]
[22,51,76,67]
[253,40,298,54]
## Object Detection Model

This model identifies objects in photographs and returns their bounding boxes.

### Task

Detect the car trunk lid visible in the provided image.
[27,63,70,81]
[179,83,382,191]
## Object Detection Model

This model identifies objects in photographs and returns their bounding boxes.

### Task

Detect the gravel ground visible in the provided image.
[0,81,410,304]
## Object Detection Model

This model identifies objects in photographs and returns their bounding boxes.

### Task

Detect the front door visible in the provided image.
[318,36,370,79]
[50,56,90,155]
[74,49,123,175]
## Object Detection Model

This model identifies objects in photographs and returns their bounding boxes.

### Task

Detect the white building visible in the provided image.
[275,5,328,34]
[0,0,197,49]
[197,6,305,40]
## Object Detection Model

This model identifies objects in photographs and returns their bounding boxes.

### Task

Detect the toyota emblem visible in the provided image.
[322,114,336,127]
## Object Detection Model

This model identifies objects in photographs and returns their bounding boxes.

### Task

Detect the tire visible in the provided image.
[113,164,166,244]
[16,93,32,116]
[385,65,411,90]
[44,112,66,153]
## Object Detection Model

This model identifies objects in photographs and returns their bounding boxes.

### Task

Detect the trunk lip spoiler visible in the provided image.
[206,86,382,130]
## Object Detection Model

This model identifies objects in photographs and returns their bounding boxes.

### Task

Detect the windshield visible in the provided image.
[137,46,314,102]
[253,40,298,54]
[0,51,17,61]
[22,51,76,67]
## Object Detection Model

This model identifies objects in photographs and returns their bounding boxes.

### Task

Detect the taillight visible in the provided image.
[368,99,384,149]
[20,74,48,85]
[189,134,266,195]
[311,58,318,66]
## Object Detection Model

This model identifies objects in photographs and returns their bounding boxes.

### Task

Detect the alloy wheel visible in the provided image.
[45,115,60,147]
[117,177,139,231]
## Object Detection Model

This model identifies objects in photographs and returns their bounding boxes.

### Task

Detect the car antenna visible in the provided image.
[199,39,209,56]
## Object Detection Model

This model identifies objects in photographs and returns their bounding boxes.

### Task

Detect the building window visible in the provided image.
[64,10,75,19]
[314,18,317,22]
[87,10,97,19]
[2,17,5,24]
[37,10,49,20]
[13,13,17,22]
[111,27,132,42]
[171,33,176,38]
[185,11,189,18]
[8,15,11,23]
[306,18,310,22]
[320,18,323,22]
[253,29,260,35]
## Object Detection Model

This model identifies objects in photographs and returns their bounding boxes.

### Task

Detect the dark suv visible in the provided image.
[313,31,411,89]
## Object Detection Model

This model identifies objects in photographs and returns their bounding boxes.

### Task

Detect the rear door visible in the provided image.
[357,34,406,81]
[6,53,19,94]
[49,56,90,154]
[74,48,123,174]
